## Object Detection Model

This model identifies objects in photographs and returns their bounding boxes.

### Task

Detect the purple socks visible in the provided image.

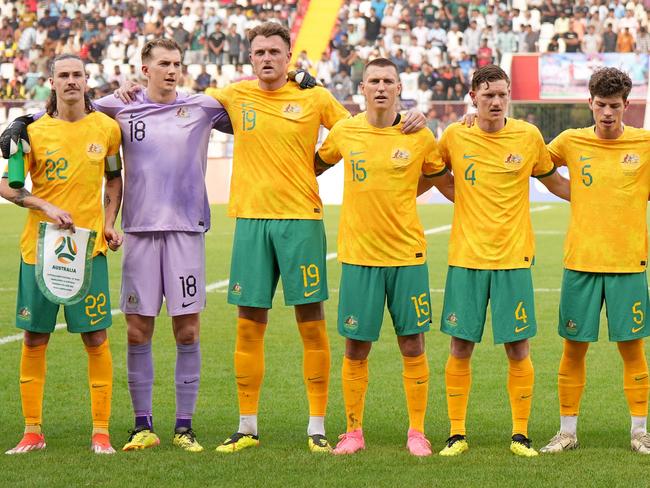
[127,342,154,429]
[175,341,201,430]
[127,341,201,431]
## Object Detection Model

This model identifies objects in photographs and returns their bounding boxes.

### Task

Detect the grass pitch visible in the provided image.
[1,203,649,487]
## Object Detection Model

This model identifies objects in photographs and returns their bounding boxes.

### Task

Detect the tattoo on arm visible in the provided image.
[12,188,31,207]
[104,194,111,207]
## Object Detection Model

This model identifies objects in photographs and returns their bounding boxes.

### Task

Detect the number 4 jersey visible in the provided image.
[94,91,232,233]
[548,126,650,273]
[20,112,121,264]
[438,119,554,270]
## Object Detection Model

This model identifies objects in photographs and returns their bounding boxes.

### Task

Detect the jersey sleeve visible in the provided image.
[530,126,555,177]
[318,88,351,130]
[208,85,228,108]
[93,94,127,119]
[437,125,452,170]
[421,129,447,176]
[104,119,122,174]
[198,95,233,134]
[316,123,343,165]
[546,130,568,167]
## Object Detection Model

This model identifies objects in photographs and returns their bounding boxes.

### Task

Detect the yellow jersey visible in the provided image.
[19,112,121,264]
[212,81,349,219]
[318,113,446,266]
[548,126,650,273]
[439,119,554,269]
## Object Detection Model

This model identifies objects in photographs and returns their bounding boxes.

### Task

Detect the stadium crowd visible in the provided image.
[0,0,297,101]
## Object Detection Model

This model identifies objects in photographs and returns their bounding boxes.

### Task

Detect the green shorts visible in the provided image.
[228,218,328,308]
[559,269,650,342]
[16,254,112,334]
[440,266,536,344]
[338,263,431,342]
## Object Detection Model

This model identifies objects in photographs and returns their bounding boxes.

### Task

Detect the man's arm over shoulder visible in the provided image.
[315,121,344,176]
[196,94,233,134]
[317,87,351,130]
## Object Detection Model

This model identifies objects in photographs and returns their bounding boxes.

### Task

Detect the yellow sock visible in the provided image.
[20,343,47,431]
[86,340,113,432]
[445,355,471,436]
[618,339,649,417]
[298,320,330,417]
[558,339,589,416]
[235,318,267,415]
[342,356,368,432]
[402,353,429,433]
[507,355,534,436]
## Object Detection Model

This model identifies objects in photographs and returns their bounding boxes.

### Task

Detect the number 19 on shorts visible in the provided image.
[300,264,321,298]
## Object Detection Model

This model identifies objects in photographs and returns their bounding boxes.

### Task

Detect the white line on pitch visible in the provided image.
[0,206,553,346]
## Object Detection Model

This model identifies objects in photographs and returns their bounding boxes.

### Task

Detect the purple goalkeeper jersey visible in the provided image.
[94,91,232,233]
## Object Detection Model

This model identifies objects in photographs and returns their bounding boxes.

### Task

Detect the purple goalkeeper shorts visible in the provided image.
[120,231,206,317]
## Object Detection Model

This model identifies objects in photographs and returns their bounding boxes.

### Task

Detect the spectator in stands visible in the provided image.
[207,21,226,64]
[636,26,650,53]
[563,27,581,52]
[431,81,447,101]
[520,25,539,53]
[582,25,602,54]
[295,50,313,71]
[194,65,211,92]
[13,50,29,76]
[390,48,408,73]
[225,23,242,64]
[464,20,481,62]
[365,8,381,42]
[617,27,635,52]
[93,63,109,91]
[477,39,493,67]
[496,24,517,61]
[316,52,334,87]
[331,67,352,102]
[30,76,50,101]
[186,20,206,64]
[602,24,618,52]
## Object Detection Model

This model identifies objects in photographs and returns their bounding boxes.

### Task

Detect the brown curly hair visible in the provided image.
[589,67,632,101]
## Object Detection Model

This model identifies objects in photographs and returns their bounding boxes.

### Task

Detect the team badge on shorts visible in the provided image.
[231,282,242,296]
[17,307,31,320]
[445,313,458,327]
[565,319,577,336]
[126,294,139,307]
[344,315,359,332]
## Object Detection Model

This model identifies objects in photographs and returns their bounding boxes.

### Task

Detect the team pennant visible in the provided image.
[36,222,96,305]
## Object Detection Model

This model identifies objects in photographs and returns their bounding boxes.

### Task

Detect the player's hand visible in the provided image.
[401,109,426,134]
[0,115,33,159]
[43,203,75,232]
[114,80,143,103]
[460,112,477,127]
[104,226,123,251]
[288,70,321,89]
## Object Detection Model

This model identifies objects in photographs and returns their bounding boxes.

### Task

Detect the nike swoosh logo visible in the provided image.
[129,113,137,119]
[20,379,33,384]
[350,151,364,156]
[632,325,645,333]
[90,317,105,326]
[304,289,320,298]
[521,394,532,399]
[579,156,594,162]
[307,376,322,381]
[91,383,106,388]
[449,393,463,397]
[183,378,199,384]
[416,379,428,384]
[46,148,61,156]
[463,154,479,159]
[417,318,430,326]
[182,301,197,308]
[635,374,649,381]
[515,325,530,333]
